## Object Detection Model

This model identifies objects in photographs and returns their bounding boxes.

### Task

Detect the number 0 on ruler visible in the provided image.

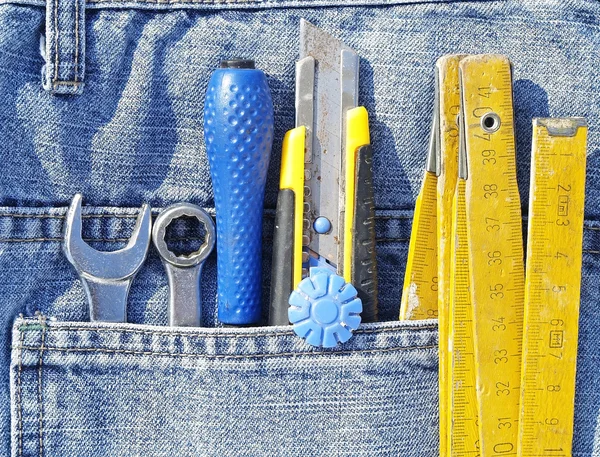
[460,54,525,457]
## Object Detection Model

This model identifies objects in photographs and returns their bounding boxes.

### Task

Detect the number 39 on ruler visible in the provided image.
[460,54,524,457]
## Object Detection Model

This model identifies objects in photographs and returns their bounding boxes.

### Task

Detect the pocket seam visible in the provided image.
[19,322,438,338]
[15,342,438,360]
[36,318,46,457]
[15,329,23,457]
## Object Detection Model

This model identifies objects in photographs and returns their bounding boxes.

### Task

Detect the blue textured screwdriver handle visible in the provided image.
[204,60,274,325]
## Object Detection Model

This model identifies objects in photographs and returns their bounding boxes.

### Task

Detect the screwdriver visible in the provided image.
[203,59,274,325]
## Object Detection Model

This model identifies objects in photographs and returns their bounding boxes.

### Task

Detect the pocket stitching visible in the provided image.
[16,329,23,457]
[21,322,438,339]
[16,343,437,360]
[37,317,47,457]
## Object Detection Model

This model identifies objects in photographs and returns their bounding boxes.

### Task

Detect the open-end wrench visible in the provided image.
[63,194,152,322]
[152,203,215,327]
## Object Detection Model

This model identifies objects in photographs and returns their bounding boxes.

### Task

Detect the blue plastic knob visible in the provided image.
[313,216,332,234]
[288,267,363,348]
[204,61,274,325]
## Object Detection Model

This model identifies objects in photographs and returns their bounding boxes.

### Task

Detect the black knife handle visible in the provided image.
[352,145,379,323]
[269,189,295,326]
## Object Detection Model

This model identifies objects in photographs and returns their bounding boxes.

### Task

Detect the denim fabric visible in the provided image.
[0,0,599,456]
[11,318,438,456]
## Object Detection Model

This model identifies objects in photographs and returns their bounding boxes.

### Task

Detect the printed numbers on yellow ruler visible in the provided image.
[449,176,480,457]
[435,54,463,457]
[518,118,587,457]
[460,54,525,457]
[400,112,438,320]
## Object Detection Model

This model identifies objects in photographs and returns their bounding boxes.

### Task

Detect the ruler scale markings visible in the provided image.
[432,55,465,457]
[400,80,439,321]
[402,55,465,457]
[446,54,481,457]
[450,178,480,457]
[460,55,525,457]
[517,118,587,457]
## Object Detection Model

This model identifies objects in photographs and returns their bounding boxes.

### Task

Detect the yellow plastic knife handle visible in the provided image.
[269,126,305,326]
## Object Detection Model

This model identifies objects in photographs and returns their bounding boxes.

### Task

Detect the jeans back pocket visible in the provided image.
[12,317,437,456]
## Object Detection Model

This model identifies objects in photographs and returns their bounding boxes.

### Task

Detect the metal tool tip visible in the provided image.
[220,59,255,69]
[64,193,83,245]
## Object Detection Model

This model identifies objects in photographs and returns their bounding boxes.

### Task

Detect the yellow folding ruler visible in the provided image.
[449,176,480,457]
[460,54,525,457]
[400,58,461,456]
[448,132,479,456]
[399,55,465,456]
[517,118,587,457]
[399,86,439,320]
[436,55,463,457]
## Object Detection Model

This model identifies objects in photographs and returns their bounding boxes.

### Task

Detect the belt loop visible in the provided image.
[42,0,86,95]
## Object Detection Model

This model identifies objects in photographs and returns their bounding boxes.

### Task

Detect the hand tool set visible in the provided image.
[63,22,377,347]
[401,54,587,457]
[64,195,215,326]
[59,21,588,454]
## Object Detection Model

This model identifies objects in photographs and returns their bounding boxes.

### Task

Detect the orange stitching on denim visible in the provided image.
[15,343,438,360]
[0,211,598,229]
[0,214,65,219]
[52,81,81,87]
[16,329,24,457]
[0,238,121,243]
[27,322,438,339]
[0,212,177,219]
[37,315,46,457]
[0,234,596,244]
[88,0,263,3]
[0,214,122,219]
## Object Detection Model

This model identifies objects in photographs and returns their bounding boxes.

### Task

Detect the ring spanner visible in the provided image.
[63,194,152,322]
[152,203,215,327]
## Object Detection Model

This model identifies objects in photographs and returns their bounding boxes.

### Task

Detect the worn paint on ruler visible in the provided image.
[400,101,439,320]
[517,118,587,457]
[399,170,438,320]
[460,54,525,457]
[436,54,464,457]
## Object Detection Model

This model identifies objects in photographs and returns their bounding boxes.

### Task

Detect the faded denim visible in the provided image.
[0,0,599,456]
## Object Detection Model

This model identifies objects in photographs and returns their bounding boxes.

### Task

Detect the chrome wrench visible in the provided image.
[63,194,152,322]
[152,203,215,327]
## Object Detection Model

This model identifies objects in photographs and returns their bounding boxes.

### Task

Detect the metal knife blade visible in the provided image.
[298,19,359,275]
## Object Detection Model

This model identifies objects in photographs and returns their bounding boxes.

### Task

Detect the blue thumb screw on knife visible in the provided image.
[204,59,274,325]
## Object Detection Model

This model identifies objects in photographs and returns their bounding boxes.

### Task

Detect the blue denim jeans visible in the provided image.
[1,0,600,456]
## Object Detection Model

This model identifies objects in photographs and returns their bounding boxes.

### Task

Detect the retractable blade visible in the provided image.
[299,19,357,274]
[271,20,378,343]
